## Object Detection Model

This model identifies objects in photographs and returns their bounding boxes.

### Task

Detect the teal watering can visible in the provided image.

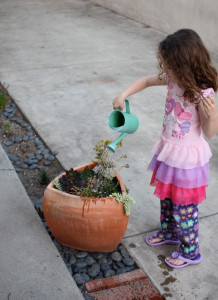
[107,99,139,152]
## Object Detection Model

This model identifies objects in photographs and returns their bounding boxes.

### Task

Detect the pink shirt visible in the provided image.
[151,77,213,169]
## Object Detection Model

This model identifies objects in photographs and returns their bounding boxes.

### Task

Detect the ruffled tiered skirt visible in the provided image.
[148,135,212,204]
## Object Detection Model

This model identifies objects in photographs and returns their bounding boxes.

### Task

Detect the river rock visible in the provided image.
[122,257,134,266]
[85,256,96,266]
[111,251,122,262]
[76,251,88,259]
[73,273,85,285]
[8,154,19,162]
[104,269,115,278]
[88,263,100,278]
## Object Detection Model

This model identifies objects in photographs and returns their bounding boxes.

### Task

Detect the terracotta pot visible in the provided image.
[42,161,129,252]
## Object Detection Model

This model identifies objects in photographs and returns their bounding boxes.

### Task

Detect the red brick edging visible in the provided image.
[83,269,163,299]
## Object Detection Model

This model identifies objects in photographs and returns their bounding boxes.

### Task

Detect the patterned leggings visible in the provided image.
[156,198,200,259]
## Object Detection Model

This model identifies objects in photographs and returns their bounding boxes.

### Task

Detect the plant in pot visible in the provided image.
[42,140,135,252]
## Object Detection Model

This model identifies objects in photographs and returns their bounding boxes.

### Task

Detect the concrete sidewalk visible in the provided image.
[0,145,83,300]
[0,0,218,299]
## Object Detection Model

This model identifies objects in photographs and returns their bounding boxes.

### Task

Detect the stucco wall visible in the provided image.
[90,0,218,54]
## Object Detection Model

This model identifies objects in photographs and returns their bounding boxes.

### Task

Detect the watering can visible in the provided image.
[107,99,139,152]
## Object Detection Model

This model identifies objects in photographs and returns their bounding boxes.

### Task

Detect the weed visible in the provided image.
[0,89,8,109]
[4,122,12,135]
[39,169,50,185]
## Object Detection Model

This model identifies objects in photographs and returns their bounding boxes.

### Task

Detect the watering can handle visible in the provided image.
[116,99,130,113]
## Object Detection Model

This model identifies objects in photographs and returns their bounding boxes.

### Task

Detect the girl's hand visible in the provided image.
[113,94,125,111]
[203,96,218,119]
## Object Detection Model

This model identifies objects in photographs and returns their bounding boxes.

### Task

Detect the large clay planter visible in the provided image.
[42,161,129,252]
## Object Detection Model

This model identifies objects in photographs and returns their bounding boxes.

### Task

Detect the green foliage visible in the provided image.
[53,139,135,213]
[81,187,95,197]
[39,169,50,185]
[93,139,112,160]
[81,166,92,182]
[53,177,63,191]
[110,193,135,216]
[4,122,12,135]
[93,139,123,160]
[0,89,8,109]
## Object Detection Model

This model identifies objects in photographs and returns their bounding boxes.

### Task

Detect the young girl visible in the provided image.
[113,29,218,268]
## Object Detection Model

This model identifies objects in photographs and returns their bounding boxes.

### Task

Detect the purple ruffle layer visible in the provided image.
[148,154,209,189]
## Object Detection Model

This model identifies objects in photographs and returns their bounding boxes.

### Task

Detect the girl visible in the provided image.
[113,29,218,268]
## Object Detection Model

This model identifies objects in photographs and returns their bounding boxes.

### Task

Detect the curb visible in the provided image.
[83,269,163,299]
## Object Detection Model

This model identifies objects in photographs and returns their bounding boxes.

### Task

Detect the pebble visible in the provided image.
[27,153,35,159]
[8,154,19,162]
[5,107,13,113]
[71,265,79,274]
[27,131,34,137]
[116,268,128,275]
[29,164,38,170]
[92,253,104,260]
[23,136,29,141]
[15,137,23,143]
[120,248,129,258]
[41,148,49,155]
[100,263,111,273]
[122,257,134,266]
[81,273,90,283]
[95,271,104,279]
[84,293,95,300]
[112,263,119,271]
[69,256,76,265]
[111,251,122,262]
[76,251,88,259]
[98,257,107,264]
[44,154,55,161]
[44,160,51,166]
[88,264,100,278]
[35,139,43,147]
[73,274,85,285]
[25,159,38,165]
[34,198,43,210]
[36,154,42,161]
[20,122,28,128]
[116,261,125,268]
[21,164,28,169]
[85,256,96,266]
[104,269,115,278]
[16,119,23,124]
[75,261,87,269]
[4,141,14,147]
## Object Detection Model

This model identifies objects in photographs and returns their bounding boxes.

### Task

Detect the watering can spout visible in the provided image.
[107,133,127,152]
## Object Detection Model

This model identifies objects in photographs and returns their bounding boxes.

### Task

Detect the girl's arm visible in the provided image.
[198,96,218,138]
[113,74,166,110]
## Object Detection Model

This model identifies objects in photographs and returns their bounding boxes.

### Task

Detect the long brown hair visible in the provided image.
[158,29,218,103]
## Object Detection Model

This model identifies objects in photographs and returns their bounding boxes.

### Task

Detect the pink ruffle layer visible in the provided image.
[148,155,209,188]
[151,177,207,205]
[152,134,212,169]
